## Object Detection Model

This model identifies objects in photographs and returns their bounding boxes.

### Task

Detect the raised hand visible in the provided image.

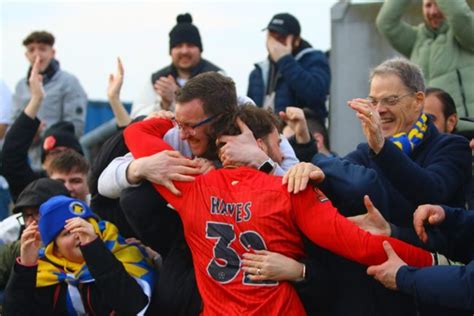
[348,98,385,154]
[29,56,45,102]
[282,162,325,194]
[20,221,42,266]
[279,107,310,144]
[413,204,446,243]
[64,217,97,245]
[107,57,124,101]
[347,195,391,236]
[107,57,131,127]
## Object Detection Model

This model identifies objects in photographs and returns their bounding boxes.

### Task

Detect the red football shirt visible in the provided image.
[124,118,433,316]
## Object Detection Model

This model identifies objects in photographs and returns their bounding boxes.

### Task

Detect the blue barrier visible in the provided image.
[84,100,131,134]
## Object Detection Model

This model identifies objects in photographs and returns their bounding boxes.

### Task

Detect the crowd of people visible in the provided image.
[0,0,473,315]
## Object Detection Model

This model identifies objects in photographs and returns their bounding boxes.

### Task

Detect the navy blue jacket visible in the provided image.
[313,120,471,226]
[310,119,471,316]
[397,206,474,312]
[247,41,330,121]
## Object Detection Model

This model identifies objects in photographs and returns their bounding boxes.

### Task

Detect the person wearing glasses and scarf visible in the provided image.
[3,196,155,315]
[307,57,471,316]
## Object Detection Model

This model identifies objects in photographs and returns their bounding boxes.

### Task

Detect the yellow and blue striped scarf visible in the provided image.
[389,113,428,155]
[36,218,154,313]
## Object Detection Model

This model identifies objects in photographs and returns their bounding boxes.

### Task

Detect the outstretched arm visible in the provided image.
[2,57,44,201]
[292,187,433,268]
[375,0,418,57]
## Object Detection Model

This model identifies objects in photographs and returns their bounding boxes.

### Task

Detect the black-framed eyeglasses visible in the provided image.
[367,92,415,107]
[173,114,218,134]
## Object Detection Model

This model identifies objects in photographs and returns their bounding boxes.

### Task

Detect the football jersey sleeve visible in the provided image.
[124,117,190,210]
[291,187,433,268]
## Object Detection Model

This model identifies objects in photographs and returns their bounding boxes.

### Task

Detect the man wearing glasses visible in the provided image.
[305,57,471,315]
[99,72,299,198]
[98,71,300,315]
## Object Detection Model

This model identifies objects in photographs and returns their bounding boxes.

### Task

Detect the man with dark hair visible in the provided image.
[303,108,335,158]
[247,13,330,122]
[424,87,458,134]
[131,13,224,117]
[99,70,300,315]
[22,31,55,47]
[12,31,87,138]
[100,71,298,197]
[46,150,90,203]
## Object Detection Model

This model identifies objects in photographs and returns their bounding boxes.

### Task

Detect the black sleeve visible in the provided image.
[1,112,42,201]
[120,181,182,258]
[288,135,318,162]
[88,128,136,238]
[3,262,44,315]
[391,224,450,254]
[293,240,336,315]
[80,237,149,315]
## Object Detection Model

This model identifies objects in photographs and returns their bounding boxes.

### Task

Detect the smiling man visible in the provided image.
[131,13,224,118]
[308,57,471,316]
[12,31,87,138]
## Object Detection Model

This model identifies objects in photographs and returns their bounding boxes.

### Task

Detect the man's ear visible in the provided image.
[256,138,267,152]
[293,36,301,48]
[52,48,56,58]
[313,132,324,151]
[415,91,425,113]
[446,113,458,133]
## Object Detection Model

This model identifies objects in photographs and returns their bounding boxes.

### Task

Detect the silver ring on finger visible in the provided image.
[257,268,261,275]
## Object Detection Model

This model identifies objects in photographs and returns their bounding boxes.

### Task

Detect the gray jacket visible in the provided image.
[12,69,87,137]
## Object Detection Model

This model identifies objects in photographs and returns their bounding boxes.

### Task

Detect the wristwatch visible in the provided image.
[258,158,276,174]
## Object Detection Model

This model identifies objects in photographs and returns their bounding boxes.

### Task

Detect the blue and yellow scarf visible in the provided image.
[389,113,428,155]
[36,218,154,314]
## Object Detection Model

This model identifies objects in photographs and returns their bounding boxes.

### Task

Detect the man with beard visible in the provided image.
[131,13,224,118]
